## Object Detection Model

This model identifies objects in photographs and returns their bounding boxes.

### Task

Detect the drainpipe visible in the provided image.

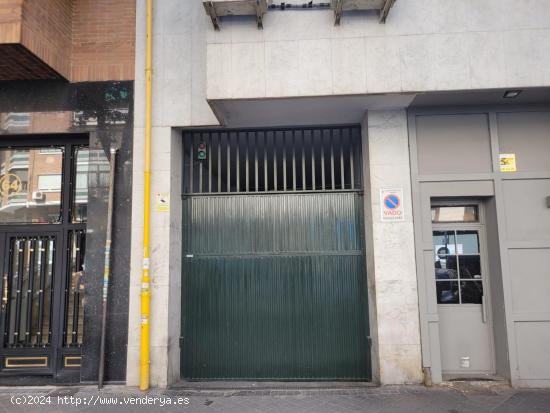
[140,0,153,391]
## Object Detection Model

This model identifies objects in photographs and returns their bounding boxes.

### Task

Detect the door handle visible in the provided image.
[481,295,487,323]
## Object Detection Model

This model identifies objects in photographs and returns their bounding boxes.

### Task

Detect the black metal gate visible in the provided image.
[0,136,88,383]
[181,126,371,380]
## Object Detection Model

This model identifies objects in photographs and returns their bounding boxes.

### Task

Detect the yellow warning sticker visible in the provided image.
[499,153,517,172]
[155,192,170,212]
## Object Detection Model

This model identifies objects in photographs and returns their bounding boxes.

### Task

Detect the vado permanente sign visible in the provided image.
[380,188,405,222]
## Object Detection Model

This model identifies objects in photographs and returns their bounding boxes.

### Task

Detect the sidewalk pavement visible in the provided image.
[0,382,549,413]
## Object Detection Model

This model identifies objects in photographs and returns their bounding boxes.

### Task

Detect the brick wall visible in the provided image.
[0,0,135,81]
[71,0,135,82]
[20,0,72,78]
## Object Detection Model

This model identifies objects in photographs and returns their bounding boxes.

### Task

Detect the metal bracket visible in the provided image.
[333,0,396,25]
[205,1,220,31]
[379,0,396,23]
[256,0,264,30]
[333,0,344,26]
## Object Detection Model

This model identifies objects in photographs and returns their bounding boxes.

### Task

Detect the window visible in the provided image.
[72,147,90,223]
[38,174,62,192]
[431,205,478,223]
[0,147,64,224]
[39,148,63,154]
[433,230,483,304]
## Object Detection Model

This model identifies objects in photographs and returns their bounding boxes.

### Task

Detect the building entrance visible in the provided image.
[0,136,89,383]
[431,202,495,378]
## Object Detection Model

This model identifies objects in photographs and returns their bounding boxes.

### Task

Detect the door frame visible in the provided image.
[431,199,496,376]
[0,134,88,384]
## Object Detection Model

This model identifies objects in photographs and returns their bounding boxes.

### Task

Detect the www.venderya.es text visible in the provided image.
[10,395,190,407]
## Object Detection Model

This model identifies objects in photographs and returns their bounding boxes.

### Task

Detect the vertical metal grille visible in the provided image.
[183,126,363,194]
[64,230,85,347]
[4,236,56,348]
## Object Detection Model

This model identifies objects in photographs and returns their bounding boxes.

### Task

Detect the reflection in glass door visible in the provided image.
[433,230,484,305]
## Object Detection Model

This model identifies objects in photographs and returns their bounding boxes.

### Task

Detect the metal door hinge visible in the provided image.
[179,336,184,348]
[367,336,372,348]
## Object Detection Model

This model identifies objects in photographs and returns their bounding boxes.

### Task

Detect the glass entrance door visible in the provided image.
[0,138,88,382]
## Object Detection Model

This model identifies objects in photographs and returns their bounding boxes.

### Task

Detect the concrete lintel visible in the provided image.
[209,94,416,128]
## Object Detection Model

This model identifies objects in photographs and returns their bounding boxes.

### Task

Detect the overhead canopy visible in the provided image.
[207,87,550,128]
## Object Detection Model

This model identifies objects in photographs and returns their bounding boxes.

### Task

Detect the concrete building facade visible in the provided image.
[126,0,550,388]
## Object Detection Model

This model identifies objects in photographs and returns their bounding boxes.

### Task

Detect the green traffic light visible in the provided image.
[197,142,207,160]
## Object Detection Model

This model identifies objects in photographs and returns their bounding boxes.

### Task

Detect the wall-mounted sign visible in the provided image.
[155,192,170,212]
[499,153,517,172]
[380,188,404,222]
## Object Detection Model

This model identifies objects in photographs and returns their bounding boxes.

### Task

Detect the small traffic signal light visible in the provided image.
[197,142,207,161]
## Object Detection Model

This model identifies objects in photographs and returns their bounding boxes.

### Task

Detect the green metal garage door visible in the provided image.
[180,127,370,380]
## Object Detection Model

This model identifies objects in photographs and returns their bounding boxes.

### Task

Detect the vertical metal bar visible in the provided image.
[254,133,259,192]
[311,131,316,190]
[189,135,194,194]
[227,133,231,193]
[198,142,203,194]
[5,239,15,346]
[263,132,268,191]
[71,232,81,345]
[455,230,462,304]
[47,239,56,344]
[184,132,187,196]
[208,134,212,193]
[292,131,296,191]
[74,231,83,345]
[236,133,240,192]
[218,133,222,193]
[13,239,25,345]
[349,131,355,190]
[245,133,250,192]
[321,131,325,190]
[340,129,345,190]
[36,238,47,345]
[77,232,86,345]
[330,130,335,190]
[282,132,287,191]
[301,131,306,190]
[24,238,36,345]
[273,132,277,190]
[62,233,72,347]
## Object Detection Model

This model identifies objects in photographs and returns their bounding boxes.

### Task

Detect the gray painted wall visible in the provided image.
[409,107,550,387]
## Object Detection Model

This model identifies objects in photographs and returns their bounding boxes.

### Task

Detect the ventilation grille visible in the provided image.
[182,126,363,195]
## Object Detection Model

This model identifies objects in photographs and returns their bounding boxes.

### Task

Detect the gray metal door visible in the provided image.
[432,202,495,377]
[180,126,371,380]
